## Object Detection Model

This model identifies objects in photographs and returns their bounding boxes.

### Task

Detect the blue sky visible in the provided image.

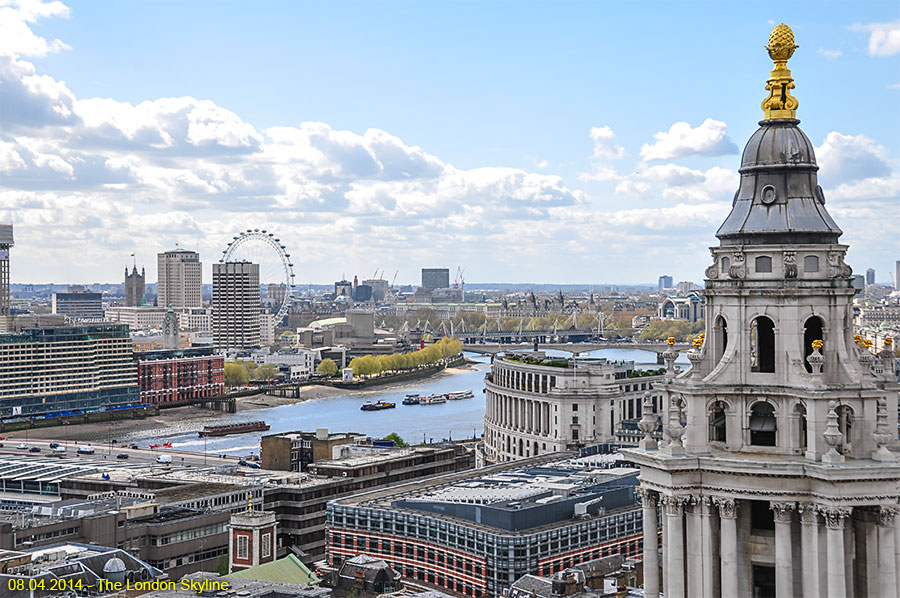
[1,0,898,285]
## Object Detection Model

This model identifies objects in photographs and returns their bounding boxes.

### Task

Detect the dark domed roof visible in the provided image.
[740,119,817,172]
[716,119,842,245]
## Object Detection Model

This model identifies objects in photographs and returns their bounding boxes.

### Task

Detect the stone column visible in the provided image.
[716,497,739,598]
[878,507,897,598]
[799,504,820,598]
[698,496,716,598]
[771,502,795,596]
[823,507,850,598]
[895,513,900,596]
[664,496,687,598]
[637,489,660,598]
[686,496,704,598]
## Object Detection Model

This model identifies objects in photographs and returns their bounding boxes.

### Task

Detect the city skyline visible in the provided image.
[1,1,898,285]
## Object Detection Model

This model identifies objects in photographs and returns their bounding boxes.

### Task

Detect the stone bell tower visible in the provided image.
[624,24,900,598]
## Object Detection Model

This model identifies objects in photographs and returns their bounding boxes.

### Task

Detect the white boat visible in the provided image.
[447,390,474,400]
[420,394,447,405]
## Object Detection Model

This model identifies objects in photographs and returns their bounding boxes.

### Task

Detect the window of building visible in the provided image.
[237,535,249,560]
[802,316,824,373]
[261,532,271,558]
[572,404,578,411]
[837,405,853,454]
[804,255,819,273]
[750,316,776,373]
[709,401,726,443]
[755,256,772,273]
[749,402,776,446]
[750,500,775,532]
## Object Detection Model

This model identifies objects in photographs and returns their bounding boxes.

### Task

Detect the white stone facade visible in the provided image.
[623,33,900,598]
[483,352,664,463]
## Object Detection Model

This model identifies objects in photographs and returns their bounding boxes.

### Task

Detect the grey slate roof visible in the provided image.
[716,119,842,246]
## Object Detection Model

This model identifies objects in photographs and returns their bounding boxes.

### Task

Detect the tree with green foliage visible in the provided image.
[224,362,250,387]
[214,555,228,576]
[317,358,338,376]
[253,364,279,381]
[638,319,695,341]
[383,432,408,447]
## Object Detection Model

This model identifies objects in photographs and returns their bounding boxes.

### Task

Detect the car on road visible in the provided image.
[16,443,27,450]
[238,459,261,469]
[116,453,129,459]
[156,455,172,464]
[28,446,41,453]
[52,446,66,453]
[49,442,60,449]
[76,446,95,455]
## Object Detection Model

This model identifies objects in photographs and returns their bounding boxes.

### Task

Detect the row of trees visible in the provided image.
[345,337,463,379]
[637,319,705,342]
[224,360,279,387]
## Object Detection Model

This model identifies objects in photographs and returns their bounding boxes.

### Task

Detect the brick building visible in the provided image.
[135,347,224,404]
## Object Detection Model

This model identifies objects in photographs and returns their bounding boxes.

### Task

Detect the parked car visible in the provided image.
[116,453,129,460]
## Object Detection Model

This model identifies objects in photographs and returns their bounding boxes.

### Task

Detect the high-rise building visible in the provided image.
[658,275,673,291]
[52,291,103,320]
[421,268,450,290]
[213,261,260,350]
[125,264,146,306]
[895,260,900,291]
[0,324,139,416]
[866,267,875,286]
[623,25,900,598]
[334,280,352,298]
[157,249,202,309]
[0,223,12,319]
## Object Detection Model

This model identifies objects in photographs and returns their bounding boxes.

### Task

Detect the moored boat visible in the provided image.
[402,394,421,405]
[447,390,474,400]
[361,400,397,411]
[199,421,270,437]
[420,394,447,405]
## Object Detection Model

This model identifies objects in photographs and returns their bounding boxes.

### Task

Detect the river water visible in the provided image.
[126,348,688,457]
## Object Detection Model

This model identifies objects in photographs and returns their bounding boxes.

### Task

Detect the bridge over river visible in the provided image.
[460,340,691,361]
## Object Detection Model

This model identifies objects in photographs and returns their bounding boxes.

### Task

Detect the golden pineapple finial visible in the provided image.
[761,24,799,120]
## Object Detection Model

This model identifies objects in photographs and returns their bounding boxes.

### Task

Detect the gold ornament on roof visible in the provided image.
[886,337,893,346]
[667,337,676,346]
[761,23,799,120]
[853,334,862,344]
[692,337,703,347]
[811,339,823,350]
[862,339,873,349]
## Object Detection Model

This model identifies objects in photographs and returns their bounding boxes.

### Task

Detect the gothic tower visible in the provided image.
[125,264,145,307]
[624,25,900,598]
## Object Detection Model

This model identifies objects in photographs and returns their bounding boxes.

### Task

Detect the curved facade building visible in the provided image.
[483,351,664,464]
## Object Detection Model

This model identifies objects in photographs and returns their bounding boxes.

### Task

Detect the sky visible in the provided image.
[0,0,898,286]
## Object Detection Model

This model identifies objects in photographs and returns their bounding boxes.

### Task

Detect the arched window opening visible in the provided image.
[749,402,776,446]
[804,255,819,273]
[518,438,524,456]
[795,404,807,449]
[803,316,824,373]
[755,256,772,273]
[715,315,728,362]
[836,405,853,454]
[750,317,776,373]
[721,257,730,275]
[533,441,539,456]
[709,401,727,443]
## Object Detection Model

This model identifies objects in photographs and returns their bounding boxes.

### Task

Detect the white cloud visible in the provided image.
[588,125,625,160]
[850,20,900,57]
[639,118,737,162]
[815,132,891,184]
[0,0,70,58]
[817,47,842,59]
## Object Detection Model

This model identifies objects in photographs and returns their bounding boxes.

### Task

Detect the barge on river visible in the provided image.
[198,421,270,437]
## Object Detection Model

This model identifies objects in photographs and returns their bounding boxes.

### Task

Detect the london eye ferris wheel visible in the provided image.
[220,229,295,324]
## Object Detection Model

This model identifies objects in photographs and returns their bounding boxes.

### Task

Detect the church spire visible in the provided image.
[761,23,799,120]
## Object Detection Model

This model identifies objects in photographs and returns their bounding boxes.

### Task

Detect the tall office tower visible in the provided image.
[157,249,202,309]
[421,267,450,290]
[52,291,103,320]
[0,224,12,318]
[658,275,673,291]
[624,25,900,598]
[866,268,875,286]
[895,260,900,291]
[125,264,145,306]
[213,261,260,350]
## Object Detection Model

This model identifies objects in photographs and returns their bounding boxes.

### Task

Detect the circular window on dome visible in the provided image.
[761,185,777,205]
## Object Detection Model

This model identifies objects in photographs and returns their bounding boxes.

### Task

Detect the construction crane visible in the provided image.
[390,270,398,289]
[453,267,465,299]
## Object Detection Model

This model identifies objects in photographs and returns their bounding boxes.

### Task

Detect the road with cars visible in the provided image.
[0,436,243,467]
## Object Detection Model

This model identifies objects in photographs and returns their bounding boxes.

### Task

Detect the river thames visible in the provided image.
[126,348,688,457]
